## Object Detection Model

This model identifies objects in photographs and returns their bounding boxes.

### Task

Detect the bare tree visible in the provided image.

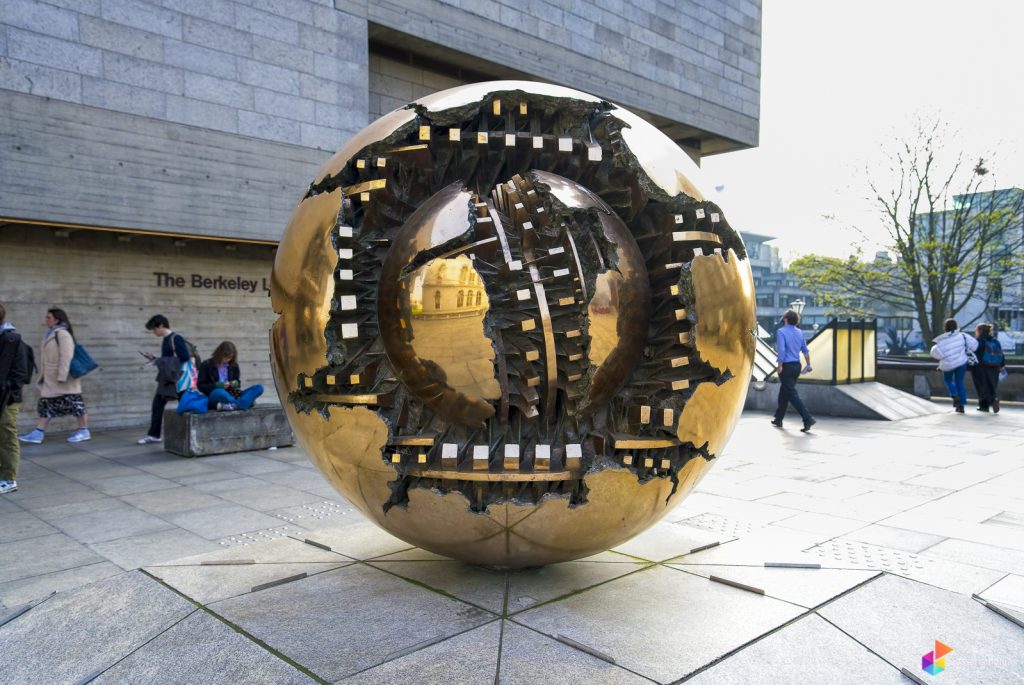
[790,119,1024,342]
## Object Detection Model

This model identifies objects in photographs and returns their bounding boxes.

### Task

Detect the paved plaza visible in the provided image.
[2,406,1023,683]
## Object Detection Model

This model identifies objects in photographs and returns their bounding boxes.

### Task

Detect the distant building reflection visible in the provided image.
[410,254,489,319]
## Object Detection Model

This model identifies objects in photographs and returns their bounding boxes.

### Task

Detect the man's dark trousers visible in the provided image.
[775,361,812,424]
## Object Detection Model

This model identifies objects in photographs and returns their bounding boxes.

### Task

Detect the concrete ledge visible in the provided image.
[744,380,945,420]
[163,405,294,457]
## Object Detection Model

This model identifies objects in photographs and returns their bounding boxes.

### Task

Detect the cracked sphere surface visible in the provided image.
[270,81,756,567]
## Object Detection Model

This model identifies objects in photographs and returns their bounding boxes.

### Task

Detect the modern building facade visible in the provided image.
[1,0,762,430]
[741,231,829,334]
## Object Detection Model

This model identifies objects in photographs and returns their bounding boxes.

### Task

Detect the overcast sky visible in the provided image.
[700,0,1024,261]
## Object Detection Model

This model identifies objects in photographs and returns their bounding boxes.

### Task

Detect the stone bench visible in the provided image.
[163,405,294,457]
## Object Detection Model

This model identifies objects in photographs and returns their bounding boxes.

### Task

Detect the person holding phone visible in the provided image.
[196,341,263,411]
[771,309,816,432]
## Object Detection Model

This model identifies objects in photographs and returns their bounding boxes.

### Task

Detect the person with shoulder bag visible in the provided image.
[1,303,33,493]
[971,323,1005,413]
[929,318,978,414]
[139,314,194,444]
[18,308,91,444]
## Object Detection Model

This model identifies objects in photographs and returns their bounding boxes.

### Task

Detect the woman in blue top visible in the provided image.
[197,341,263,411]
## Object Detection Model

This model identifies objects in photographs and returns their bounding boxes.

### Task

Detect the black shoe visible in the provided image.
[977,406,990,412]
[993,399,1000,413]
[955,404,965,414]
[770,419,783,428]
[800,418,817,433]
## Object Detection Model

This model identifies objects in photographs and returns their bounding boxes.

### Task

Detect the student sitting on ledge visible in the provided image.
[197,341,264,411]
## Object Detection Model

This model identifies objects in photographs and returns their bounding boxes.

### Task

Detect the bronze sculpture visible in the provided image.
[270,82,755,567]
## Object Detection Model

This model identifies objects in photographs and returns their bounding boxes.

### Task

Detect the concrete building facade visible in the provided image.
[1,0,762,430]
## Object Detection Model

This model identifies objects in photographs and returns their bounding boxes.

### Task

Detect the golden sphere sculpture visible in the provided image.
[270,82,755,567]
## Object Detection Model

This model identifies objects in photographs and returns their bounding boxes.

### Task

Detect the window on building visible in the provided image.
[434,290,441,309]
[475,291,482,306]
[459,266,468,284]
[457,290,464,307]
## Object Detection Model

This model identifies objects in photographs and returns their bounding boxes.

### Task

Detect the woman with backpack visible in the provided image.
[971,323,1005,413]
[929,318,978,414]
[18,308,91,444]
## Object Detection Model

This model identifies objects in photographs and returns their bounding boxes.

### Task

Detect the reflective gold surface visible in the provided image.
[271,81,755,567]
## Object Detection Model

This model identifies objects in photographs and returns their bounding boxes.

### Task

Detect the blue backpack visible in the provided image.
[981,338,1005,367]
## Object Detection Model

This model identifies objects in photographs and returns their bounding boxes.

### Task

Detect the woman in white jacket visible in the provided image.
[930,318,978,413]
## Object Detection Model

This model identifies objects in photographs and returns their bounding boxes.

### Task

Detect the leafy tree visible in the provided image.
[790,121,1024,342]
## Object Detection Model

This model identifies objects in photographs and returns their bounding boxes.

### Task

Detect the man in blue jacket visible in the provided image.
[772,309,816,432]
[139,314,191,444]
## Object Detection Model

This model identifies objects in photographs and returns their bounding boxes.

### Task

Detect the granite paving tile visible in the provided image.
[301,521,414,559]
[978,573,1024,612]
[48,502,174,544]
[768,512,865,538]
[0,561,123,607]
[920,538,1024,576]
[686,614,904,684]
[610,521,733,562]
[84,473,180,496]
[514,565,804,683]
[26,494,125,522]
[819,574,1024,684]
[208,564,494,681]
[0,533,105,583]
[161,535,348,566]
[89,528,224,569]
[840,524,947,553]
[668,563,879,608]
[93,610,318,684]
[163,504,288,540]
[136,458,231,480]
[0,512,58,543]
[146,560,350,604]
[215,483,323,511]
[12,487,117,512]
[0,571,195,685]
[119,486,226,515]
[500,621,653,684]
[190,475,273,493]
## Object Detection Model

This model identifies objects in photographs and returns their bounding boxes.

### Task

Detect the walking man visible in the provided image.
[1,303,32,494]
[139,315,191,445]
[772,309,816,432]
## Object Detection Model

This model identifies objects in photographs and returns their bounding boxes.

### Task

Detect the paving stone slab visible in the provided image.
[148,560,350,605]
[120,486,227,515]
[162,535,348,566]
[514,565,804,683]
[686,614,904,684]
[342,620,501,684]
[610,521,732,562]
[840,523,947,553]
[0,561,123,608]
[0,533,105,584]
[0,571,196,685]
[499,621,653,684]
[216,483,324,511]
[920,538,1024,576]
[0,512,58,543]
[93,609,318,685]
[979,574,1024,613]
[89,528,224,569]
[85,472,180,496]
[819,574,1024,684]
[809,538,1006,594]
[47,502,174,544]
[163,503,289,540]
[208,564,494,681]
[301,521,415,560]
[667,563,878,608]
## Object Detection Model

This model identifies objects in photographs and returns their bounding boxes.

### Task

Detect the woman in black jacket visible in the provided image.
[197,341,263,410]
[970,323,1004,413]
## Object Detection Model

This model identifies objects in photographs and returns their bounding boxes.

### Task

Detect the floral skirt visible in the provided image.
[38,394,87,418]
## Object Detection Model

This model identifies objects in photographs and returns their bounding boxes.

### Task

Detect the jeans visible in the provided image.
[208,384,264,410]
[148,392,178,438]
[0,402,20,481]
[775,362,812,424]
[942,364,968,406]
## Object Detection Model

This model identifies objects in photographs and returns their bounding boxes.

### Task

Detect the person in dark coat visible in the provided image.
[197,341,263,411]
[139,314,191,444]
[970,323,1004,413]
[1,303,32,494]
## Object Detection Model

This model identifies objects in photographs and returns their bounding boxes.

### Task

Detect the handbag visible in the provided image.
[963,334,978,367]
[176,359,198,393]
[52,329,98,378]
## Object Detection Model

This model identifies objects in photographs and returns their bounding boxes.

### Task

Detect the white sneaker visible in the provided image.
[0,480,18,494]
[68,428,91,443]
[18,428,44,444]
[137,435,161,444]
